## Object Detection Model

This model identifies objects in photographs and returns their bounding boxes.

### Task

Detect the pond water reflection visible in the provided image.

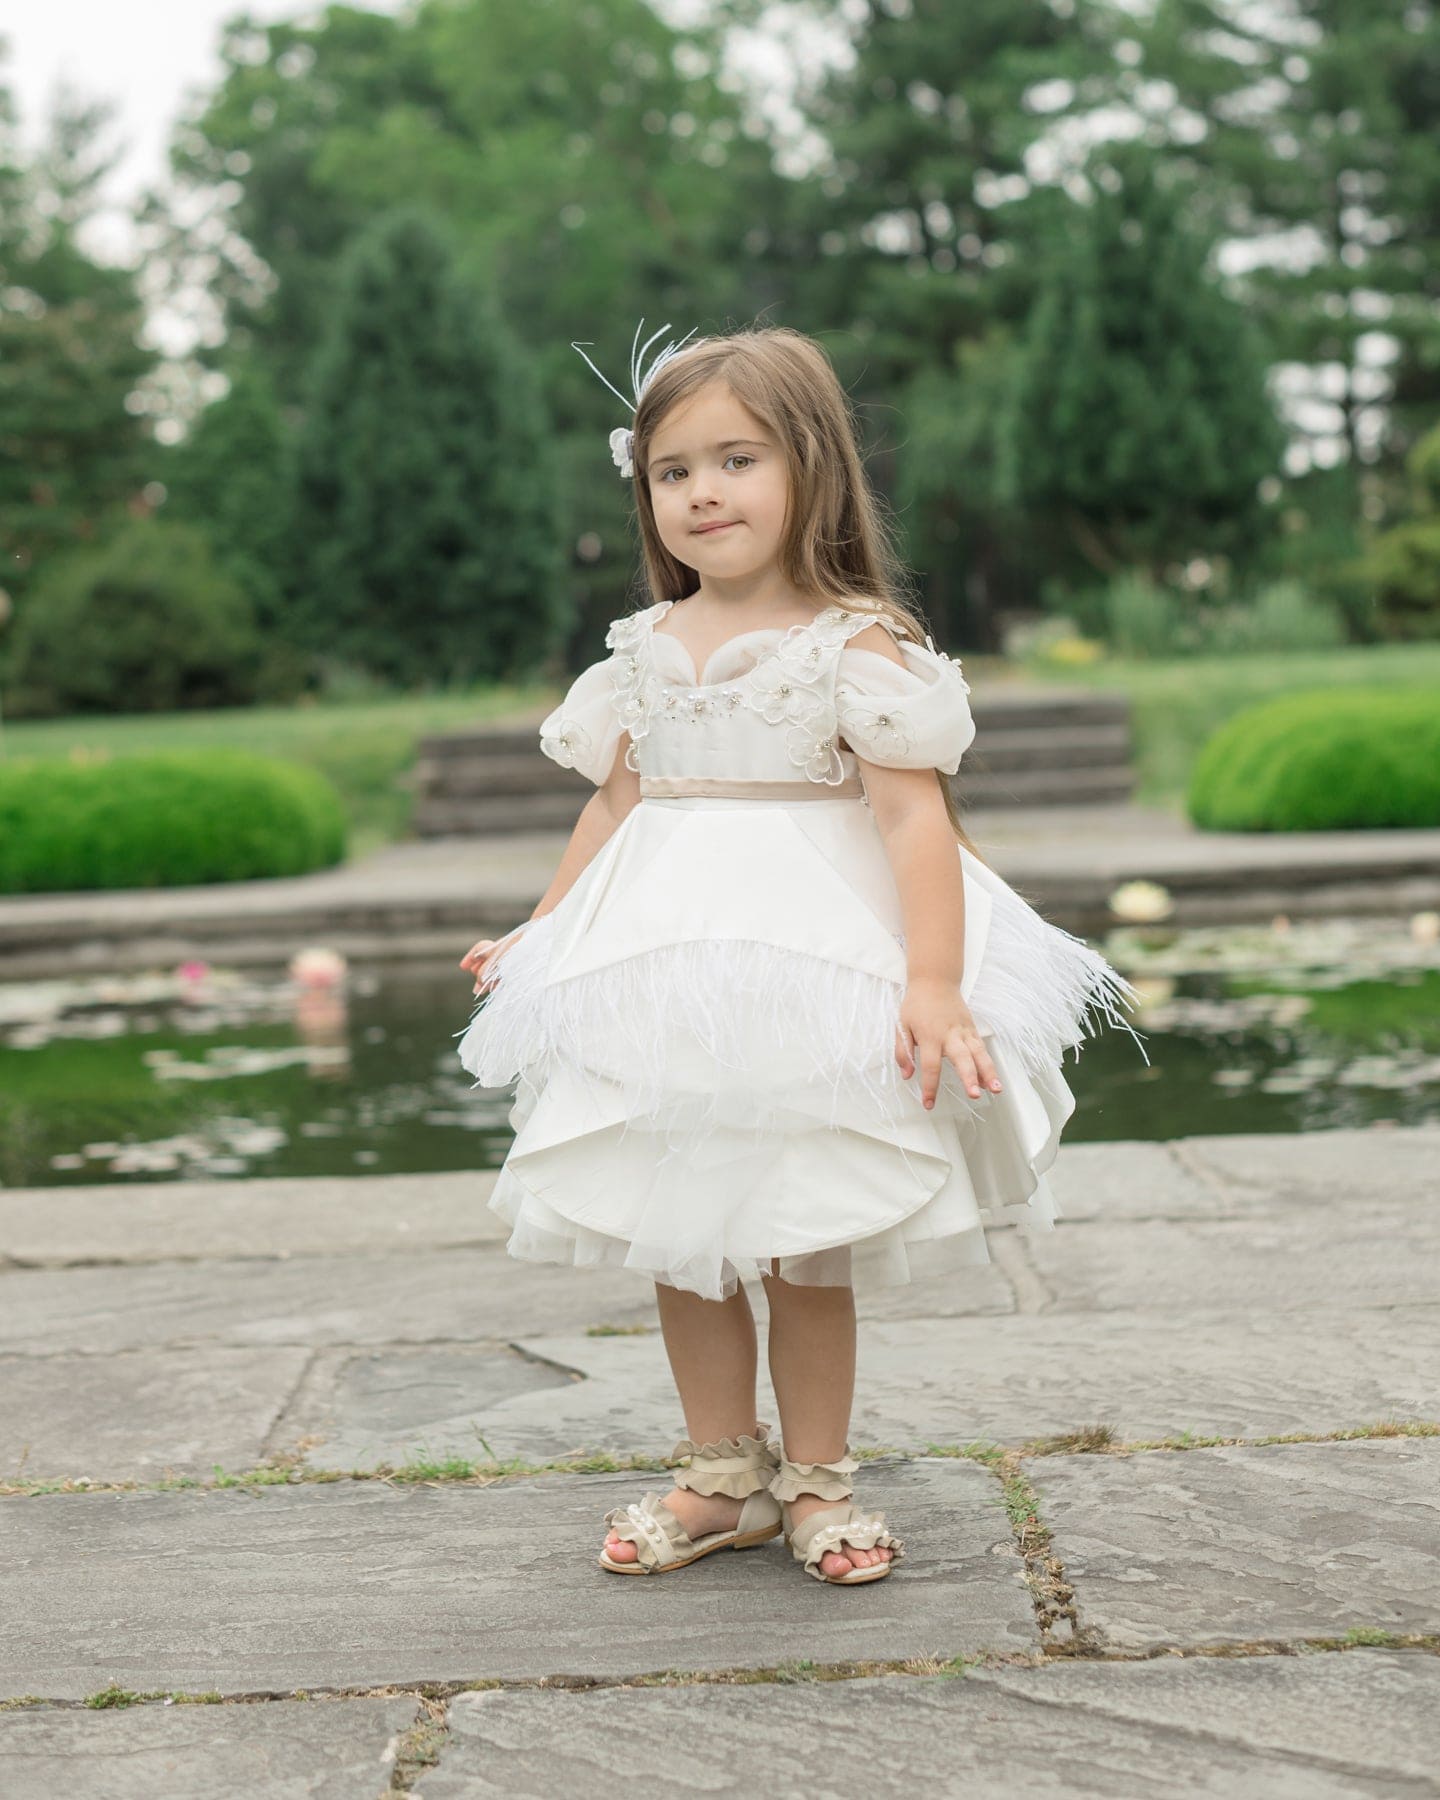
[1,913,1436,1188]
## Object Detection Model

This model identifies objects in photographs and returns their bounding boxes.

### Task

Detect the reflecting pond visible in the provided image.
[1,913,1437,1188]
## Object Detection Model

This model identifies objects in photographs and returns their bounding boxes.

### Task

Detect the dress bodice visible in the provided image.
[539,599,976,788]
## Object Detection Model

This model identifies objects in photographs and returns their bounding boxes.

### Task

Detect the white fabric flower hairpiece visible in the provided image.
[572,319,706,479]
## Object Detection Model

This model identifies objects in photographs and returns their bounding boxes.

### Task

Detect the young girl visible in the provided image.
[457,322,1144,1586]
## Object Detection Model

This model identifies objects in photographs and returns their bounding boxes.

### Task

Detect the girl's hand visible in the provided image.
[459,934,515,997]
[895,977,1003,1109]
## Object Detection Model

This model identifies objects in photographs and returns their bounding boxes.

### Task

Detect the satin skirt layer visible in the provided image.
[457,794,1140,1302]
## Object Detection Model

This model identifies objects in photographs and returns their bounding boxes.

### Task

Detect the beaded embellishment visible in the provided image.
[538,716,594,769]
[543,602,970,783]
[619,601,881,784]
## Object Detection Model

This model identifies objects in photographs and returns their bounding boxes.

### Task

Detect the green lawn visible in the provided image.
[1004,642,1440,808]
[3,642,1436,855]
[0,683,555,859]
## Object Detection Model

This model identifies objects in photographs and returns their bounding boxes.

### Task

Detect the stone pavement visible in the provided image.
[1,1125,1437,1795]
[5,801,1440,977]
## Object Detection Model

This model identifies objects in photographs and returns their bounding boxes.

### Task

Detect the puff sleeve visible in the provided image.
[834,635,976,774]
[538,655,624,785]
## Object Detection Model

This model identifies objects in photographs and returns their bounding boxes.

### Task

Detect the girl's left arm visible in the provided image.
[863,762,1003,1109]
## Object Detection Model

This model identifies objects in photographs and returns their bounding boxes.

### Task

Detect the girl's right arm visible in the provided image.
[461,730,640,990]
[530,728,641,919]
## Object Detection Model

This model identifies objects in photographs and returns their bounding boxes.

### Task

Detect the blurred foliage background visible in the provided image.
[2,0,1439,723]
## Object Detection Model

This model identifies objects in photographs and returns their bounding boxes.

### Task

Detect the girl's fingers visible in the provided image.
[894,1023,915,1076]
[899,1028,1005,1104]
[965,1030,1003,1092]
[919,1042,943,1108]
[944,1030,1002,1098]
[941,1031,980,1098]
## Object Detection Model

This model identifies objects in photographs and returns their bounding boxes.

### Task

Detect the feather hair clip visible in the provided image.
[571,318,705,478]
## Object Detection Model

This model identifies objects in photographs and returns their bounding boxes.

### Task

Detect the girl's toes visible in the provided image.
[819,1549,855,1579]
[604,1534,637,1562]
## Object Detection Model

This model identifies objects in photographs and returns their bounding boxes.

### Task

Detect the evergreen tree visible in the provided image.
[996,148,1286,580]
[290,207,564,686]
[0,79,155,599]
[160,361,295,636]
[1136,0,1440,472]
[713,0,1128,645]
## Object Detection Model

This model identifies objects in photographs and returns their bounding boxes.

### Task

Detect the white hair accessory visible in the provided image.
[572,318,705,479]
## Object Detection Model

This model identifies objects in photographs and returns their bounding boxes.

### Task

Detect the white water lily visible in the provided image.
[1108,879,1175,923]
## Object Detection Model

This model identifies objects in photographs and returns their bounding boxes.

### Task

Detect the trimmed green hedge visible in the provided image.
[0,750,347,892]
[1187,687,1440,831]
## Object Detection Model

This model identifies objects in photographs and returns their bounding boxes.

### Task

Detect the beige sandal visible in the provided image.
[771,1448,906,1585]
[598,1421,783,1575]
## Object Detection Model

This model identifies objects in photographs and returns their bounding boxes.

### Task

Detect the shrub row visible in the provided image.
[0,750,347,893]
[1188,687,1440,831]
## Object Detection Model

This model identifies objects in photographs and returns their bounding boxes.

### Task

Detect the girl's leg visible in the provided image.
[602,1277,761,1563]
[760,1264,892,1576]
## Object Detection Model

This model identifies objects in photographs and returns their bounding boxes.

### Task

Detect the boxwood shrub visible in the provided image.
[1187,687,1440,831]
[0,750,347,892]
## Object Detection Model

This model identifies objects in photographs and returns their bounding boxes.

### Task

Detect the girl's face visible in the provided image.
[645,382,790,581]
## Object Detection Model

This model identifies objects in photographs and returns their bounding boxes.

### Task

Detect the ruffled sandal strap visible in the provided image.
[769,1448,860,1504]
[601,1491,695,1570]
[670,1419,780,1499]
[786,1502,907,1581]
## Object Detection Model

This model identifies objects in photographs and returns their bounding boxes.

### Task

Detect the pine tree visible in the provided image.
[290,208,564,686]
[1137,0,1440,472]
[0,83,155,597]
[161,362,295,636]
[996,148,1286,579]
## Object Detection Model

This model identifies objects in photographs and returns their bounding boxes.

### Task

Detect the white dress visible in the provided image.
[457,600,1145,1302]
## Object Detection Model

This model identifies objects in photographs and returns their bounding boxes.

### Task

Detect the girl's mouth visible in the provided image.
[693,522,739,535]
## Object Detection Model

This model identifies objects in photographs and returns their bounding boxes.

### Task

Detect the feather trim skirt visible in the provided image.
[457,797,1144,1302]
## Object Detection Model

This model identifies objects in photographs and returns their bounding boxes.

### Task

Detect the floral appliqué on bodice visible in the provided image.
[539,600,973,785]
[598,602,884,783]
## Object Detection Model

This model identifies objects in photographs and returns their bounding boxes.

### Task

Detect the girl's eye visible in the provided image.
[658,454,753,483]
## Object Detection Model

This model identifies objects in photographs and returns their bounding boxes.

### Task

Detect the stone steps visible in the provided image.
[412,690,1137,834]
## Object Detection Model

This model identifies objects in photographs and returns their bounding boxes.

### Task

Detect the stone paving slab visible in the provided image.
[1030,1439,1440,1651]
[1056,1129,1440,1222]
[0,1461,1033,1701]
[0,1249,654,1358]
[0,1171,508,1268]
[1021,1208,1440,1315]
[273,1343,582,1472]
[418,1651,1440,1798]
[1175,1127,1440,1208]
[1,1347,311,1485]
[358,1305,1433,1469]
[9,1297,1431,1488]
[1042,1139,1225,1220]
[0,1696,420,1800]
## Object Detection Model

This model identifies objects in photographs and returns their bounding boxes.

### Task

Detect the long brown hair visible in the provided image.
[627,323,984,860]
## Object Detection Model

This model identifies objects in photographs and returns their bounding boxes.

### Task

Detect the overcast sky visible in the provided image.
[2,2,402,264]
[0,2,1382,464]
[1,0,814,268]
